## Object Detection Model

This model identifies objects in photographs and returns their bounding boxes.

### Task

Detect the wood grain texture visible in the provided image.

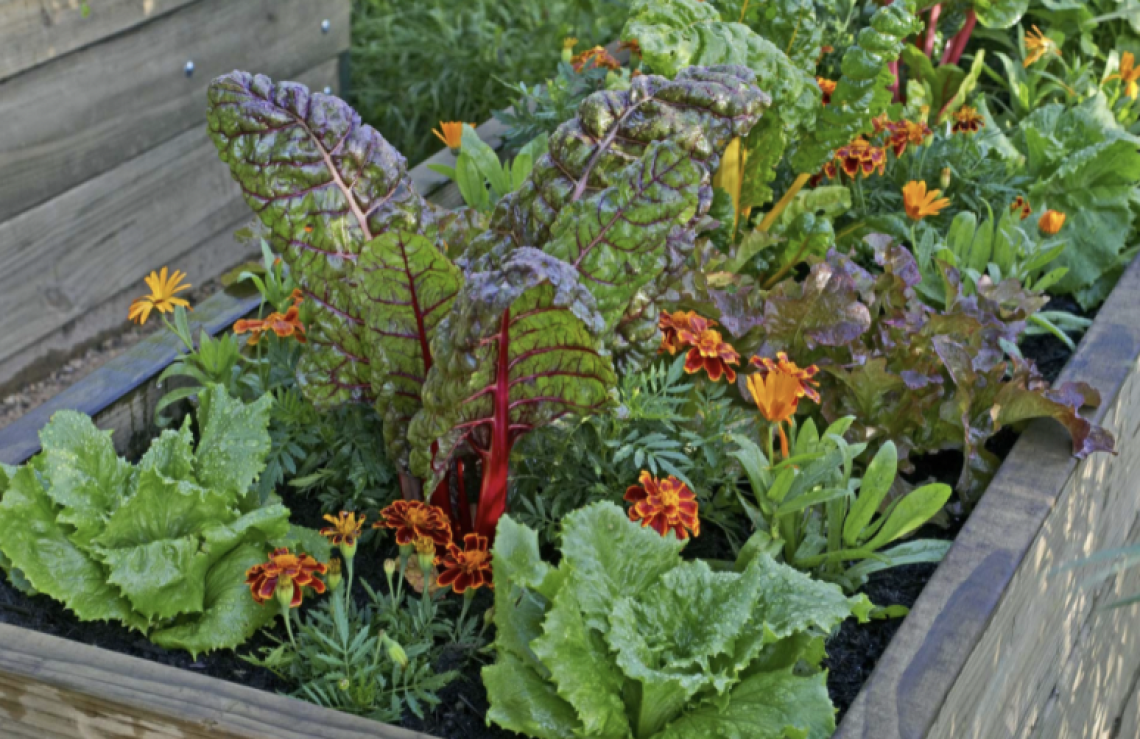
[0,58,340,389]
[0,623,436,739]
[0,0,198,82]
[835,256,1140,739]
[0,0,349,224]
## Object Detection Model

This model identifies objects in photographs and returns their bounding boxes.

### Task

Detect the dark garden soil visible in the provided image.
[0,309,1081,738]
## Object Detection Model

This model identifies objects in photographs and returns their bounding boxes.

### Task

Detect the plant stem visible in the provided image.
[923,4,941,58]
[762,236,813,290]
[282,604,298,650]
[940,9,976,66]
[757,172,812,233]
[345,556,355,614]
[888,60,901,102]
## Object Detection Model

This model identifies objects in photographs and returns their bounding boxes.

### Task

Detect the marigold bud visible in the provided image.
[338,678,350,692]
[379,630,408,669]
[940,167,952,190]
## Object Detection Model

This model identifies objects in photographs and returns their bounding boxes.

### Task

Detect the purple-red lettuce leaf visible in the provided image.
[408,249,616,537]
[207,72,433,408]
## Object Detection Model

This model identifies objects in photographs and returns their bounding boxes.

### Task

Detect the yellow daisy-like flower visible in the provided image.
[902,181,951,221]
[1039,209,1066,235]
[432,121,473,152]
[1105,52,1140,100]
[1023,26,1060,68]
[128,267,191,325]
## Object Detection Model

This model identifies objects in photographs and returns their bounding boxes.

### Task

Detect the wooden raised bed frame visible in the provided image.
[2,114,1139,739]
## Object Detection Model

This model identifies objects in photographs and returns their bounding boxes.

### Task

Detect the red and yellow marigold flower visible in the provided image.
[436,533,493,594]
[432,121,473,151]
[902,181,951,221]
[571,45,621,72]
[245,548,327,608]
[319,511,366,554]
[624,471,700,540]
[951,106,984,134]
[1106,52,1140,99]
[885,119,932,157]
[835,138,886,178]
[1039,209,1066,235]
[374,500,452,548]
[128,267,191,325]
[234,304,306,346]
[658,310,714,355]
[679,327,740,383]
[816,76,837,105]
[1010,196,1032,221]
[747,353,821,458]
[1023,26,1060,68]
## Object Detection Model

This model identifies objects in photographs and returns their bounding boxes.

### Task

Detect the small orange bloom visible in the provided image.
[436,533,493,594]
[245,548,327,608]
[886,119,932,157]
[624,471,700,540]
[432,121,474,151]
[1039,209,1066,235]
[320,511,366,552]
[658,310,715,355]
[1023,26,1060,67]
[902,181,951,221]
[680,328,740,383]
[835,138,886,178]
[571,46,621,72]
[816,76,837,105]
[951,106,984,134]
[618,38,642,58]
[1010,196,1032,220]
[1106,52,1140,99]
[747,353,821,457]
[374,500,452,548]
[233,305,306,346]
[128,267,192,325]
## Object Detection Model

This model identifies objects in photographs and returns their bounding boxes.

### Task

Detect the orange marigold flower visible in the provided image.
[658,310,715,355]
[618,38,642,58]
[1023,26,1060,68]
[245,548,327,608]
[885,119,932,157]
[571,45,621,72]
[902,180,951,221]
[1039,209,1066,235]
[374,500,452,548]
[747,353,821,458]
[320,511,366,554]
[1105,51,1140,100]
[624,471,700,540]
[1010,195,1032,220]
[436,533,493,594]
[816,76,837,105]
[128,267,191,325]
[680,328,740,383]
[835,138,886,178]
[951,106,984,134]
[432,121,473,151]
[233,305,306,346]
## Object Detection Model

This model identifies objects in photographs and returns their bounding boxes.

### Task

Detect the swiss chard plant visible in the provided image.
[0,385,323,656]
[206,65,769,538]
[484,502,870,739]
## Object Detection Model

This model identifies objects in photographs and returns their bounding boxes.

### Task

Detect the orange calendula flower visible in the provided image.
[658,310,715,355]
[245,548,327,608]
[128,267,191,325]
[436,533,493,594]
[679,327,740,383]
[374,500,452,548]
[902,180,951,221]
[571,45,621,72]
[432,121,473,151]
[320,511,366,555]
[951,106,985,134]
[746,353,821,458]
[233,305,306,346]
[835,138,886,178]
[624,471,700,540]
[1105,52,1140,99]
[1039,209,1066,235]
[816,76,837,105]
[1010,195,1032,220]
[886,119,933,157]
[1023,26,1060,67]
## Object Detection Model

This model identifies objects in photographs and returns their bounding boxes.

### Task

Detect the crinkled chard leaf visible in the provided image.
[207,72,433,407]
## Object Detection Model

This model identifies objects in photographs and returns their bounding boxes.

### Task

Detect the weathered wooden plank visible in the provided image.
[0,58,340,389]
[0,623,436,739]
[0,0,350,224]
[834,256,1140,739]
[0,0,199,82]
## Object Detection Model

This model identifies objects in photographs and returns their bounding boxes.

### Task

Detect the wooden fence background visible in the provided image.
[0,0,350,391]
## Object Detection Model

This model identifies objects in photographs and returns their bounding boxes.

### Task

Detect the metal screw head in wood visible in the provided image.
[321,19,330,33]
[323,86,332,94]
[184,60,194,77]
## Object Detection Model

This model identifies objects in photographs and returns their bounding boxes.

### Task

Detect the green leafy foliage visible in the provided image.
[0,386,300,656]
[486,503,866,739]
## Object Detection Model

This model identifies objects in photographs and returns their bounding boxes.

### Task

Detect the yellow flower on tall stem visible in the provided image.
[1105,52,1140,100]
[902,181,951,221]
[1039,209,1066,235]
[746,353,820,460]
[1023,26,1059,68]
[127,267,191,325]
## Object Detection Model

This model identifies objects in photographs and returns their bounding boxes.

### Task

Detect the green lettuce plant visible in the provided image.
[0,385,320,656]
[485,502,870,739]
[206,66,768,538]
